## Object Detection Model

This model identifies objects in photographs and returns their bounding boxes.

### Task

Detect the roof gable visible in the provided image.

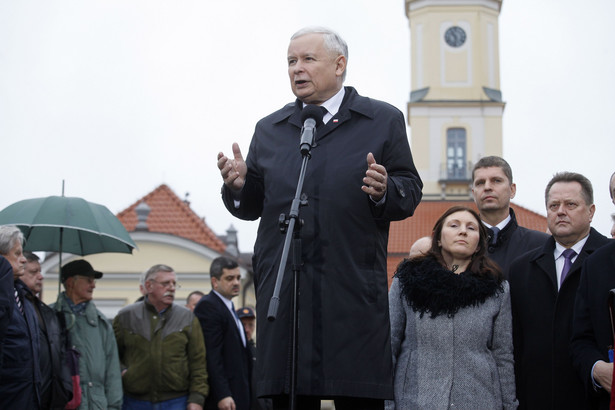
[117,184,226,253]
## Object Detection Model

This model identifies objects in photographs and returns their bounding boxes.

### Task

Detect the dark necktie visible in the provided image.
[231,302,246,347]
[14,288,24,315]
[560,248,577,286]
[320,106,329,125]
[490,227,500,245]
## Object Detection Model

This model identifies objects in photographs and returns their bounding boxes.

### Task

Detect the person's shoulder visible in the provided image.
[193,292,218,313]
[170,303,193,318]
[515,225,549,245]
[586,227,611,249]
[37,299,55,315]
[345,87,402,119]
[116,300,143,317]
[256,102,296,126]
[508,242,549,279]
[497,280,510,296]
[586,239,615,262]
[86,302,111,325]
[516,224,549,238]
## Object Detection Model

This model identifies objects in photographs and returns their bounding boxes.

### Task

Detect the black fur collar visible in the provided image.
[395,256,503,319]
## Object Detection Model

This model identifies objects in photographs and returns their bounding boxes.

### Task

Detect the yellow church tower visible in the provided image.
[406,0,505,199]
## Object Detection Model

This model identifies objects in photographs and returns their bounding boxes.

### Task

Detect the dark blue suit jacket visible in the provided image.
[0,256,42,409]
[572,239,615,410]
[194,291,251,410]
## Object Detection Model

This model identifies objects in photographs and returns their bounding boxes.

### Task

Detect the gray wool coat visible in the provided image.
[387,277,518,410]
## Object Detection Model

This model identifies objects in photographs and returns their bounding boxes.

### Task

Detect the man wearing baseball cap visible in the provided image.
[53,259,122,409]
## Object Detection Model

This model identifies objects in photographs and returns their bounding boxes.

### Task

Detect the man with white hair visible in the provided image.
[113,264,208,409]
[0,225,41,409]
[217,26,422,409]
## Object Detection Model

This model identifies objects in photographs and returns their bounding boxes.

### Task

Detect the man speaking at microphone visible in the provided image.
[216,27,422,410]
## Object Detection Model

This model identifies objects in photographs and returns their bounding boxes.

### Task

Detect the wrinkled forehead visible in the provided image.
[154,270,176,281]
[547,181,583,200]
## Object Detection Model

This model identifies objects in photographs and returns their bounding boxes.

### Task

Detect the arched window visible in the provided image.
[446,128,466,180]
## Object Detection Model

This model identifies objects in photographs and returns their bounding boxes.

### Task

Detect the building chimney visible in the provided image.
[135,201,151,231]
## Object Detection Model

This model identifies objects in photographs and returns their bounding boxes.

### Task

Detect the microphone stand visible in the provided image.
[267,123,316,410]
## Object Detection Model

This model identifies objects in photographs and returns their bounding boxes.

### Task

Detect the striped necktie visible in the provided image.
[14,288,24,315]
[560,248,577,286]
[490,227,500,245]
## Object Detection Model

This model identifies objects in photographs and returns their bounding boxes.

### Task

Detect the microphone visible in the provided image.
[299,105,324,156]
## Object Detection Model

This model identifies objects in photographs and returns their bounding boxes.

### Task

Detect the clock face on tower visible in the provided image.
[444,26,466,48]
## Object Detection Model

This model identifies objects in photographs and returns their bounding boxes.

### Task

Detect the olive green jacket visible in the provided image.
[113,299,208,406]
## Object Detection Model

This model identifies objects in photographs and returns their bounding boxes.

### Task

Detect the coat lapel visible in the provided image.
[285,87,375,144]
[534,238,558,291]
[212,292,245,342]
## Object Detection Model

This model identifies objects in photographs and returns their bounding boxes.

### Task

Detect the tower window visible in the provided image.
[446,128,467,180]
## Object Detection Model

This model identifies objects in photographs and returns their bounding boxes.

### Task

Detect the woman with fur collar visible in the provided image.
[387,206,518,409]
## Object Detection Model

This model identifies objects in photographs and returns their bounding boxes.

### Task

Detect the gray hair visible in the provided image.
[0,225,24,255]
[23,251,40,263]
[291,26,348,81]
[143,264,174,283]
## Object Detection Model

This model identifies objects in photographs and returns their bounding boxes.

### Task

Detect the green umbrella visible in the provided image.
[0,196,137,291]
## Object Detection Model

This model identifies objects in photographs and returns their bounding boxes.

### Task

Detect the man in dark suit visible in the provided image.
[571,171,615,409]
[509,171,610,409]
[195,256,251,410]
[471,156,548,278]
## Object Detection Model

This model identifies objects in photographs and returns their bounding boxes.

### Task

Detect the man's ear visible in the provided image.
[335,55,346,78]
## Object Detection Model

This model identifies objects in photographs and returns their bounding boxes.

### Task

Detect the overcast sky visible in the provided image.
[1,0,614,254]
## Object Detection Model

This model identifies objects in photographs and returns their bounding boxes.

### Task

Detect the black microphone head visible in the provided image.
[301,104,324,125]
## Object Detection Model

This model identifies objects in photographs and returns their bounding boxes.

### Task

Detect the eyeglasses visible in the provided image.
[150,280,181,289]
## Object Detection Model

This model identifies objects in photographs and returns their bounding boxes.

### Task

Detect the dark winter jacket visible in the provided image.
[487,208,549,278]
[0,257,42,409]
[25,288,73,409]
[509,228,609,409]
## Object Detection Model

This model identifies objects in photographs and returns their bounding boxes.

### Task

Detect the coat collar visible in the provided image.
[488,207,519,251]
[271,86,374,139]
[531,227,608,288]
[395,256,503,318]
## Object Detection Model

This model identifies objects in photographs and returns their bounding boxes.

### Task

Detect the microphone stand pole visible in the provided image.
[267,127,315,410]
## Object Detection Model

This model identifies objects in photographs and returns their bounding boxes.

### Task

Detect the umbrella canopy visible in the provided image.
[0,196,136,255]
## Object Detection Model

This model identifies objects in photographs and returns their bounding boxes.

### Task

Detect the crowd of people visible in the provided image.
[1,25,615,410]
[0,244,262,410]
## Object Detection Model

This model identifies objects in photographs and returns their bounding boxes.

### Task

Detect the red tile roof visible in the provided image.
[387,201,547,282]
[117,184,227,253]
